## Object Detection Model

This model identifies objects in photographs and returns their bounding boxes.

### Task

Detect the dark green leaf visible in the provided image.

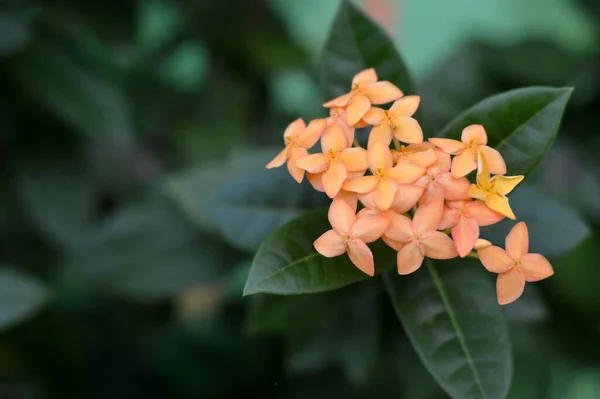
[383,258,512,399]
[438,87,572,175]
[0,268,50,330]
[244,208,395,295]
[320,0,416,101]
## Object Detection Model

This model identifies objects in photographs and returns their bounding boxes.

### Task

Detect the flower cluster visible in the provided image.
[266,68,553,304]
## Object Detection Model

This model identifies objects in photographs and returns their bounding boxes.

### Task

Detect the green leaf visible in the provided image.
[0,268,50,330]
[244,208,395,295]
[437,87,572,175]
[319,0,416,101]
[383,258,512,399]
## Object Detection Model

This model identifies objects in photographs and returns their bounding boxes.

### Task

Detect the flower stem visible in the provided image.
[392,138,402,150]
[466,252,479,259]
[353,138,361,147]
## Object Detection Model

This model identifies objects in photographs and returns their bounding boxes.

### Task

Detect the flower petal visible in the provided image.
[323,161,348,198]
[321,124,349,153]
[307,172,324,192]
[387,163,425,183]
[413,200,444,235]
[478,246,513,273]
[506,221,529,260]
[297,118,327,148]
[419,183,445,206]
[287,147,307,183]
[365,81,403,104]
[295,153,329,173]
[468,184,487,201]
[438,207,460,230]
[352,68,378,87]
[461,124,487,145]
[367,123,393,148]
[347,239,375,276]
[390,95,420,117]
[362,107,387,125]
[392,117,423,144]
[314,230,346,257]
[519,253,554,282]
[339,147,369,172]
[496,269,525,305]
[351,213,390,243]
[405,145,437,167]
[451,216,479,258]
[328,197,357,235]
[336,190,358,213]
[428,138,465,154]
[266,148,288,169]
[491,175,524,196]
[421,231,458,259]
[323,92,352,108]
[284,118,306,140]
[382,236,404,251]
[346,95,372,126]
[373,179,397,210]
[343,175,379,194]
[385,212,414,243]
[390,183,424,213]
[358,192,377,209]
[479,145,506,175]
[429,149,452,174]
[397,242,425,275]
[368,141,393,172]
[474,239,492,250]
[437,173,471,200]
[466,201,504,226]
[451,150,477,178]
[486,195,516,220]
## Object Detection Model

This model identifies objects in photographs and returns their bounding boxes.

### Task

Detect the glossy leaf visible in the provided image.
[383,258,512,399]
[437,87,572,175]
[0,268,50,330]
[319,0,416,101]
[244,208,395,295]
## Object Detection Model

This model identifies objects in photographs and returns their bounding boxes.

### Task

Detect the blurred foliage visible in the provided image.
[0,0,599,398]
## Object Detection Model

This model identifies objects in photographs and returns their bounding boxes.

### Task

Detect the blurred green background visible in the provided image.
[1,0,600,398]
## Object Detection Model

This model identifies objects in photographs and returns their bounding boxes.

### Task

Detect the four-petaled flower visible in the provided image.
[468,154,524,219]
[414,149,471,204]
[478,222,554,305]
[392,142,438,168]
[323,68,403,126]
[429,124,506,178]
[363,95,423,147]
[314,198,390,276]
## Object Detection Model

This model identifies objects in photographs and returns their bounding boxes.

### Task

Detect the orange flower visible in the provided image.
[429,124,506,177]
[323,68,403,126]
[414,149,471,204]
[363,96,423,147]
[392,142,438,168]
[266,118,327,183]
[385,200,458,274]
[342,142,425,210]
[468,154,524,219]
[438,200,504,257]
[478,222,554,305]
[314,198,390,276]
[296,124,369,198]
[326,107,355,147]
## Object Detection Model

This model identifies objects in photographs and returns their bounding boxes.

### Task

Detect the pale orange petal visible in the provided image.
[385,212,414,243]
[362,107,387,125]
[266,148,288,169]
[429,149,452,174]
[451,150,477,178]
[328,197,357,235]
[485,195,516,220]
[295,153,328,173]
[392,117,423,144]
[347,239,375,276]
[466,201,504,226]
[390,183,424,213]
[307,172,325,192]
[397,242,425,275]
[323,161,348,198]
[367,123,393,149]
[297,118,327,148]
[478,246,514,273]
[346,95,372,126]
[519,253,554,282]
[496,269,525,305]
[436,173,471,200]
[421,231,458,259]
[352,68,378,87]
[474,239,492,250]
[418,183,445,206]
[323,92,352,108]
[373,179,397,210]
[321,124,349,153]
[335,190,358,213]
[338,147,369,172]
[461,124,487,145]
[358,192,377,209]
[505,221,529,260]
[390,95,420,117]
[337,121,355,147]
[368,141,393,172]
[479,146,506,175]
[314,230,346,257]
[386,163,425,183]
[428,138,465,154]
[413,200,444,234]
[351,213,390,243]
[490,175,524,196]
[342,175,379,194]
[284,118,306,140]
[405,146,437,167]
[438,207,460,230]
[451,216,479,258]
[287,147,307,183]
[365,81,403,104]
[382,236,404,251]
